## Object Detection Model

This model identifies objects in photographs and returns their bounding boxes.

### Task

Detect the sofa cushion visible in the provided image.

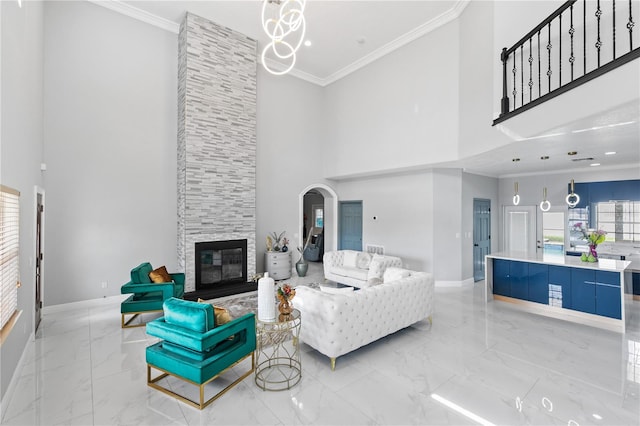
[343,251,358,268]
[383,267,412,283]
[320,285,354,294]
[149,265,172,283]
[197,299,233,326]
[131,262,153,284]
[356,252,371,269]
[163,298,215,333]
[330,265,369,281]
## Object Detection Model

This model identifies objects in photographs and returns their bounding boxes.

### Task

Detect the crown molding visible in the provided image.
[319,0,471,87]
[87,0,470,86]
[88,0,180,34]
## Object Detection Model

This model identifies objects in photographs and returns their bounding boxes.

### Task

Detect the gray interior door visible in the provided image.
[473,199,491,282]
[339,201,363,251]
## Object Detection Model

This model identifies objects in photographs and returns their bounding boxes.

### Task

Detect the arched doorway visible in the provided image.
[298,184,338,257]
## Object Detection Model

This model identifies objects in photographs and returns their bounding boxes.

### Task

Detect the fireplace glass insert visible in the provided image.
[195,239,247,290]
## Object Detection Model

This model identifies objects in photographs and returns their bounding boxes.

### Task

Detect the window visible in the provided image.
[313,206,323,228]
[1,185,20,334]
[595,201,640,242]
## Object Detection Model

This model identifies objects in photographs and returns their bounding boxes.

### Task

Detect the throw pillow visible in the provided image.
[343,251,358,268]
[149,266,172,283]
[383,267,411,283]
[319,285,354,294]
[367,277,383,286]
[356,252,372,269]
[197,298,233,327]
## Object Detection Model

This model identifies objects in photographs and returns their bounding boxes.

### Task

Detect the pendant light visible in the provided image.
[539,156,551,212]
[565,179,580,208]
[513,182,520,205]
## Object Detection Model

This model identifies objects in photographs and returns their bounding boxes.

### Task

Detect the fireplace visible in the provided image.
[195,239,248,291]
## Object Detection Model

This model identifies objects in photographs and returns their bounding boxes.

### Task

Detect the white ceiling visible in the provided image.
[114,0,467,85]
[103,0,639,178]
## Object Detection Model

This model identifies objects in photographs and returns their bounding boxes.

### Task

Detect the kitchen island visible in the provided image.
[485,251,633,332]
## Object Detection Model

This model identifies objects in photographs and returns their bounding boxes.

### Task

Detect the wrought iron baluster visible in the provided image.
[584,0,587,75]
[596,0,602,67]
[547,23,552,93]
[521,45,524,105]
[528,38,533,101]
[538,30,541,97]
[613,0,616,59]
[559,12,563,87]
[512,51,517,107]
[570,4,575,80]
[629,0,635,50]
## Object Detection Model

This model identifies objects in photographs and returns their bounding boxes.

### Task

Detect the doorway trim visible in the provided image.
[298,184,338,254]
[33,186,45,337]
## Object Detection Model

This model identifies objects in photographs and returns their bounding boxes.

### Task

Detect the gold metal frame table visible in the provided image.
[255,309,302,391]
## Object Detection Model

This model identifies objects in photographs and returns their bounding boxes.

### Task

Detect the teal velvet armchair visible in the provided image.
[120,262,185,328]
[146,298,256,410]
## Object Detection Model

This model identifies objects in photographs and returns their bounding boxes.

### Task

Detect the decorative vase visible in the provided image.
[295,257,308,277]
[257,273,276,321]
[580,244,599,262]
[282,245,288,252]
[278,297,293,321]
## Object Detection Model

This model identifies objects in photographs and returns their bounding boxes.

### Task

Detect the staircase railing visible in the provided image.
[494,0,639,125]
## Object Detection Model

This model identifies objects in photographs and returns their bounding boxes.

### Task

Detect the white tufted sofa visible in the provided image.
[323,250,403,288]
[294,270,434,370]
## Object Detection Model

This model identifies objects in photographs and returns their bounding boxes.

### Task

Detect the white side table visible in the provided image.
[265,251,291,280]
[254,309,302,391]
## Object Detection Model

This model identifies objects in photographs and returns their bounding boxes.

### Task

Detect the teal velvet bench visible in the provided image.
[121,262,185,328]
[146,298,256,410]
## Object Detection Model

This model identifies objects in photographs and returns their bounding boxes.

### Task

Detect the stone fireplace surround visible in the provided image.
[177,12,258,296]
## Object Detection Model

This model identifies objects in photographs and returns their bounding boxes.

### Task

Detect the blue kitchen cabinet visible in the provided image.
[493,259,511,297]
[570,268,596,314]
[528,263,549,304]
[510,261,529,300]
[595,271,621,319]
[549,265,571,309]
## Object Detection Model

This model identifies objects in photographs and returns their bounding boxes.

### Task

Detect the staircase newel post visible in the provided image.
[500,47,510,116]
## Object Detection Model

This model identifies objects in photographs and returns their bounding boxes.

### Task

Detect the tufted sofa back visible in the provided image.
[295,271,433,362]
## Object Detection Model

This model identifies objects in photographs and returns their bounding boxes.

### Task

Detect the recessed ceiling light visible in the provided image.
[605,151,616,155]
[590,163,601,167]
[567,151,577,156]
[356,36,366,45]
[304,40,312,47]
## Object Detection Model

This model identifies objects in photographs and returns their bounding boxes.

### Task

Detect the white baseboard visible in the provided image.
[42,294,126,315]
[1,331,35,423]
[435,277,475,287]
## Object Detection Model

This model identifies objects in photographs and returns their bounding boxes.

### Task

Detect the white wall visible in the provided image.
[43,1,178,304]
[323,19,460,179]
[335,171,434,273]
[255,67,328,273]
[0,0,44,405]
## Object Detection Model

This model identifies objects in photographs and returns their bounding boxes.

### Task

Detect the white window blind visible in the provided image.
[1,185,20,330]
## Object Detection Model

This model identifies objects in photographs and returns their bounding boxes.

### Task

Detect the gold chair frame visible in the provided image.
[147,352,255,410]
[121,310,163,328]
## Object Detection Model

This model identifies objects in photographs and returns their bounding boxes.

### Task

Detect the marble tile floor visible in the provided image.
[2,262,639,426]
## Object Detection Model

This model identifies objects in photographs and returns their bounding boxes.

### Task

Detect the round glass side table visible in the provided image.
[254,308,302,391]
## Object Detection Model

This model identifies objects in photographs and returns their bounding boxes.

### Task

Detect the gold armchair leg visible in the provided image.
[122,313,140,328]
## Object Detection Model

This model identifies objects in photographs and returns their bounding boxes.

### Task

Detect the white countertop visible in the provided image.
[488,251,632,272]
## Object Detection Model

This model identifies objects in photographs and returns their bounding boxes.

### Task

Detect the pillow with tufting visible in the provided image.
[383,267,411,283]
[356,252,372,269]
[343,251,358,268]
[197,298,233,326]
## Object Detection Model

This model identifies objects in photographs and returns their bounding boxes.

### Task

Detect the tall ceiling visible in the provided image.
[106,0,639,178]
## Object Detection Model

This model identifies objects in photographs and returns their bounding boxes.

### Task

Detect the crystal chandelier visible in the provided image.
[261,0,307,75]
